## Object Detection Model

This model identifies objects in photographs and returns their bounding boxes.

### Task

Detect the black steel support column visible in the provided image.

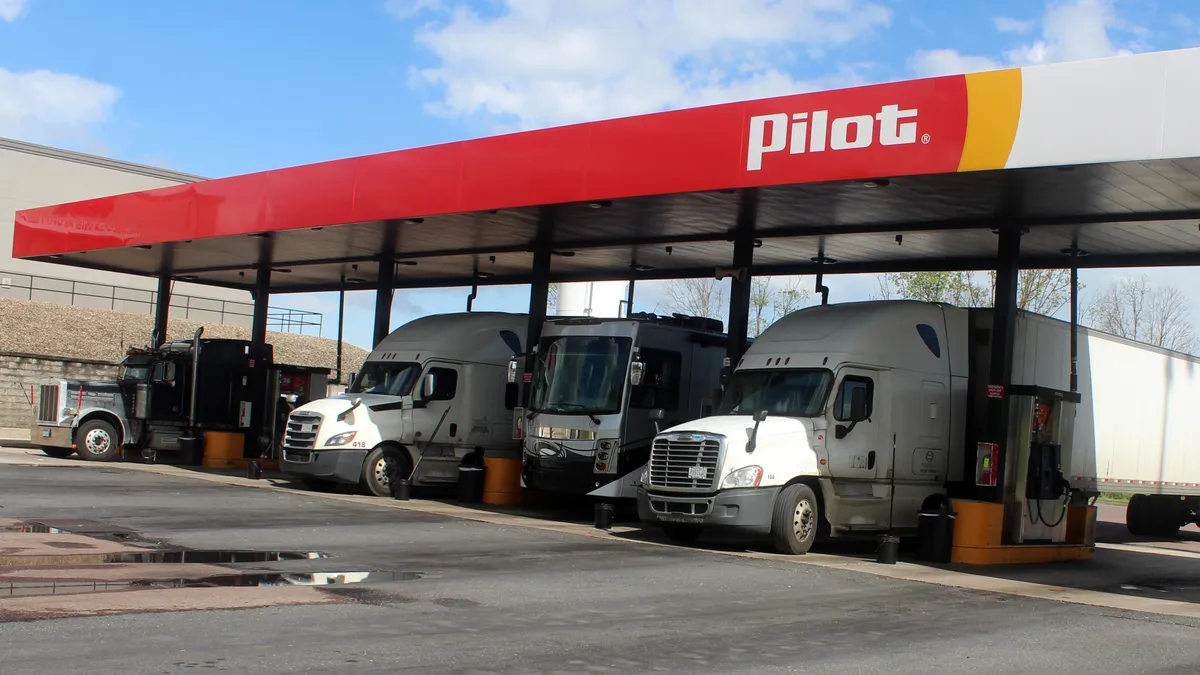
[336,274,346,385]
[985,225,1022,504]
[625,279,636,317]
[373,222,399,348]
[1069,247,1080,393]
[374,256,395,348]
[152,274,171,349]
[725,188,759,368]
[522,206,555,404]
[247,259,272,460]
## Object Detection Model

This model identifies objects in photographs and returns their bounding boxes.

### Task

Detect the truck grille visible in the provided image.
[37,384,59,423]
[648,435,722,491]
[284,412,322,453]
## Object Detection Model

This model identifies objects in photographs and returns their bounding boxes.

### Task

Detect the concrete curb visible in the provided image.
[3,447,1198,620]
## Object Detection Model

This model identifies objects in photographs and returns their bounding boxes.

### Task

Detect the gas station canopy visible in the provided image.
[13,47,1200,293]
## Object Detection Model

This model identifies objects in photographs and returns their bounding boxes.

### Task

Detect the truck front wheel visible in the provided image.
[362,446,413,498]
[771,483,821,555]
[75,419,120,462]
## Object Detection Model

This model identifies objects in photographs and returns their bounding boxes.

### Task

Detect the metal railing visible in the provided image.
[0,270,323,336]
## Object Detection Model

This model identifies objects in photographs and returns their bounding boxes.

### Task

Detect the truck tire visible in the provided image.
[1127,495,1183,537]
[40,447,75,459]
[75,419,120,462]
[771,483,820,555]
[663,524,704,544]
[362,445,413,498]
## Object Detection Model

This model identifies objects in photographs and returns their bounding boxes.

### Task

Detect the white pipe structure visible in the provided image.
[555,281,629,318]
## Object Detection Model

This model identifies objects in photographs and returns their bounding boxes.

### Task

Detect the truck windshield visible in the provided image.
[349,362,421,396]
[119,364,150,381]
[718,369,833,418]
[531,335,632,415]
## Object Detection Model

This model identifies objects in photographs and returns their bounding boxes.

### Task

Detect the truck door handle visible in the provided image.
[867,451,876,470]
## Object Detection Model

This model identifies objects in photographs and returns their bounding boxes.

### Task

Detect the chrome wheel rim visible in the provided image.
[84,428,111,455]
[793,498,815,542]
[373,457,390,486]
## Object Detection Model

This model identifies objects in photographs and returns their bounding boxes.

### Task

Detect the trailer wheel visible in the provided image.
[40,447,75,459]
[771,483,820,555]
[362,445,412,498]
[1127,495,1183,538]
[663,524,704,544]
[75,419,120,462]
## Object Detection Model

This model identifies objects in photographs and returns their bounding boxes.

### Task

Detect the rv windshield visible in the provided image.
[531,335,633,416]
[349,362,421,396]
[718,369,833,418]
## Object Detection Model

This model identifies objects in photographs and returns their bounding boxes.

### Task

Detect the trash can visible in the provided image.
[178,436,202,467]
[917,496,956,563]
[457,447,486,504]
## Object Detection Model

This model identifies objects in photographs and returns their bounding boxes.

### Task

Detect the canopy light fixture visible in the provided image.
[135,244,153,250]
[588,200,612,209]
[811,256,838,264]
[272,268,292,273]
[250,232,271,238]
[475,271,495,279]
[861,179,890,188]
[1060,247,1090,257]
[406,218,425,224]
[633,264,655,272]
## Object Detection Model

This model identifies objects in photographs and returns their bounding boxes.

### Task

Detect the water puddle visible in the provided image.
[4,570,419,598]
[103,549,330,564]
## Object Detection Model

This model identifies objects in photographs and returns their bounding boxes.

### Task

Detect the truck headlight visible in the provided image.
[324,431,357,447]
[721,466,763,489]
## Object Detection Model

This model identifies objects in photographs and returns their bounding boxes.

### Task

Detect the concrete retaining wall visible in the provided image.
[0,352,116,443]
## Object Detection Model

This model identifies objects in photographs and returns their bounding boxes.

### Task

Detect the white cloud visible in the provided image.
[909,49,1000,78]
[1170,12,1194,31]
[400,0,892,129]
[993,15,1035,34]
[0,67,120,144]
[384,0,444,19]
[1008,0,1125,65]
[0,0,29,21]
[912,0,1143,77]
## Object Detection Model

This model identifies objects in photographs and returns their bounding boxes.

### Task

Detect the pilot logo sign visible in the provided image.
[746,104,921,171]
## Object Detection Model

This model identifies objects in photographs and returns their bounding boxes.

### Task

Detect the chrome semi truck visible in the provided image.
[518,313,727,500]
[281,312,527,496]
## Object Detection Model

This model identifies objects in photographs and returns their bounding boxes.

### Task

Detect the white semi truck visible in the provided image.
[638,299,1200,553]
[518,313,728,500]
[281,312,527,496]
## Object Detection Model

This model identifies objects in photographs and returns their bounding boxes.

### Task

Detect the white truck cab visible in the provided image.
[281,311,527,496]
[638,301,959,553]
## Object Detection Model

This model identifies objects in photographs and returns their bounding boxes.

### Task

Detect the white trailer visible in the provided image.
[281,312,527,496]
[637,300,1200,553]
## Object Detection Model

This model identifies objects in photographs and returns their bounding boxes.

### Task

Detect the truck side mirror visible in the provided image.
[836,388,869,440]
[421,373,436,399]
[499,330,523,356]
[630,360,646,386]
[650,407,665,433]
[747,410,768,453]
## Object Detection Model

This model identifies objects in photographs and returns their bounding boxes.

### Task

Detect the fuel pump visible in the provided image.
[1003,386,1079,544]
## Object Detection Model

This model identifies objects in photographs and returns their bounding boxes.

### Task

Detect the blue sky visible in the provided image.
[3,0,1200,348]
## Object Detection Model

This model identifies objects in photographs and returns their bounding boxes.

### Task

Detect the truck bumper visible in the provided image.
[638,486,781,535]
[280,449,367,485]
[32,424,73,449]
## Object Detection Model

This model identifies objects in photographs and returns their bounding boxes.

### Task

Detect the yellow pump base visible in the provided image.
[482,457,525,506]
[202,431,245,469]
[949,499,1096,565]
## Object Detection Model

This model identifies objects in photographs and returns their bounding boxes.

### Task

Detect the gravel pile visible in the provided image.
[0,298,369,383]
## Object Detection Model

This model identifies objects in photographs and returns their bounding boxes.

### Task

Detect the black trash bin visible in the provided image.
[457,447,486,504]
[178,436,202,467]
[917,496,956,563]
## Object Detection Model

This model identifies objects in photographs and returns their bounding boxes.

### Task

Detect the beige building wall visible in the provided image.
[0,137,253,327]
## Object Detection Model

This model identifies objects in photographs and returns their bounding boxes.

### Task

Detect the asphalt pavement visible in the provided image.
[2,463,1199,675]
